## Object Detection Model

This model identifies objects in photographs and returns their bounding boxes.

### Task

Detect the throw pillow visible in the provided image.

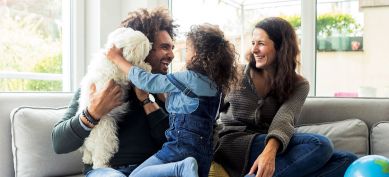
[10,107,83,177]
[296,119,368,156]
[370,121,389,157]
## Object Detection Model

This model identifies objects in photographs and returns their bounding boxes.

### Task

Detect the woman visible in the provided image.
[214,17,358,177]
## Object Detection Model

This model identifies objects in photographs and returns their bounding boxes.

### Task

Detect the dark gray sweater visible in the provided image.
[214,66,309,177]
[52,88,169,174]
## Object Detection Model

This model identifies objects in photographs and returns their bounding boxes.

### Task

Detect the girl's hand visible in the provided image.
[106,45,124,63]
[106,45,132,74]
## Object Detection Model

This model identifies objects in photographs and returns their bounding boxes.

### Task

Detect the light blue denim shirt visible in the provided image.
[128,66,218,114]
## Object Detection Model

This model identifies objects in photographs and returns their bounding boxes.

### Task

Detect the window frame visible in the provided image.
[0,0,84,92]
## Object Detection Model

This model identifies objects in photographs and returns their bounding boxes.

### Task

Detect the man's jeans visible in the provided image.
[86,164,138,177]
[245,133,357,177]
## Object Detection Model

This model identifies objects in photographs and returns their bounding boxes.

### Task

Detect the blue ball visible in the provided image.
[345,155,389,177]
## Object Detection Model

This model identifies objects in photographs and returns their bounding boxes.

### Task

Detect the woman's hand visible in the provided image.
[87,79,123,120]
[248,138,280,177]
[106,45,124,63]
[249,151,276,177]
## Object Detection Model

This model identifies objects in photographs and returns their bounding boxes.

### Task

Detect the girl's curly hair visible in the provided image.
[120,7,178,42]
[186,24,239,95]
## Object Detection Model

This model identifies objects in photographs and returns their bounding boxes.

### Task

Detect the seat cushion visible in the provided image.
[296,119,368,156]
[10,107,83,177]
[371,121,389,157]
[209,161,229,177]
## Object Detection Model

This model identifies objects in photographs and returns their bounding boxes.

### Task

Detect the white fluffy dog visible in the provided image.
[77,27,151,168]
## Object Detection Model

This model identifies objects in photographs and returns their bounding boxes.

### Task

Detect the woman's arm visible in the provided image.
[266,80,310,152]
[247,80,309,177]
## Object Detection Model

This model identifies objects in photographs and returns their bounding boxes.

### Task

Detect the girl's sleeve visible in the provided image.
[128,66,178,93]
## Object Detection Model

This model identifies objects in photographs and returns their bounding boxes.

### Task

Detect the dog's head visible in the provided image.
[106,27,152,72]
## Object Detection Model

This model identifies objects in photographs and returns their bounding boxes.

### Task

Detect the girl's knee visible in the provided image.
[86,168,126,177]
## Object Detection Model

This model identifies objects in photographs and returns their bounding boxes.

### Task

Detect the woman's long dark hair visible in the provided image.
[250,17,300,103]
[186,23,239,95]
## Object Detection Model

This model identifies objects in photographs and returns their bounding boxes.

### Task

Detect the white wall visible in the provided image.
[73,0,168,90]
[84,0,169,63]
[120,0,169,19]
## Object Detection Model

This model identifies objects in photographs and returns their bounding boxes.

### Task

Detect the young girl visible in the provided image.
[107,23,239,177]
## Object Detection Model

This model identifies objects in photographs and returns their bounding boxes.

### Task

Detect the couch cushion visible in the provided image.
[10,107,83,177]
[209,161,229,177]
[371,121,389,157]
[296,119,368,156]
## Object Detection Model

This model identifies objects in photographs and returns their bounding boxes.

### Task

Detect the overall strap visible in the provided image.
[166,74,198,98]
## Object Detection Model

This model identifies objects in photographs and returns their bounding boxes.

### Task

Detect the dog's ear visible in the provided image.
[119,30,151,64]
[105,27,134,51]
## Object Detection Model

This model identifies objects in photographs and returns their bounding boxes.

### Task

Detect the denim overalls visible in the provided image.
[155,74,221,177]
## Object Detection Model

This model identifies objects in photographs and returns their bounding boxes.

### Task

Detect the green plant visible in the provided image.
[0,2,62,92]
[282,15,301,30]
[317,13,361,37]
[25,53,63,91]
[282,13,361,37]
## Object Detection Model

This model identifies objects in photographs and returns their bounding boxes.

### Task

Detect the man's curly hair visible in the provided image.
[120,7,177,42]
[186,23,239,95]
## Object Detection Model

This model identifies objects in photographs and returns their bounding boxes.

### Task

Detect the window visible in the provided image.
[171,0,242,72]
[171,0,389,98]
[170,0,301,71]
[0,0,70,92]
[316,0,389,97]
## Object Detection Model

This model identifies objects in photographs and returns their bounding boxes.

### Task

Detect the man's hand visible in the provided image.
[87,79,123,120]
[133,86,149,102]
[156,93,167,103]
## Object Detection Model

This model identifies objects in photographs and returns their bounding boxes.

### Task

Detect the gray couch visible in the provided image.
[1,93,389,177]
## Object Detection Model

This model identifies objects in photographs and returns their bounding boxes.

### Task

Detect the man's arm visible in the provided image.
[52,89,91,154]
[146,104,169,146]
[52,80,124,154]
[133,88,169,146]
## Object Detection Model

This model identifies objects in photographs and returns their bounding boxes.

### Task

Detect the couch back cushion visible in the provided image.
[296,119,369,156]
[299,97,389,128]
[11,106,83,177]
[0,93,73,177]
[370,121,389,157]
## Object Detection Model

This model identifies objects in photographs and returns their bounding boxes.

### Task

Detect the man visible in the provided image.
[52,7,177,176]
